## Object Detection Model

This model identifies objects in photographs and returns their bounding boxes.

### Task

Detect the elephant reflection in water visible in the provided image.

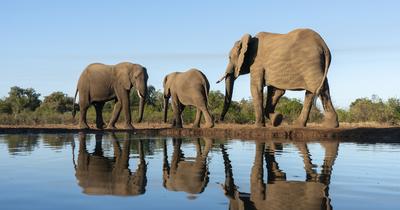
[163,138,212,195]
[221,141,339,210]
[73,132,147,196]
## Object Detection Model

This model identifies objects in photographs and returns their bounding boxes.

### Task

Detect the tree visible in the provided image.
[336,108,351,122]
[0,99,12,114]
[40,91,74,113]
[146,85,164,111]
[386,98,400,123]
[208,90,225,119]
[5,86,41,113]
[275,96,303,122]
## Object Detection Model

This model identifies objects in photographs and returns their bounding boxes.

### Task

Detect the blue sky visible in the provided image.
[1,0,399,108]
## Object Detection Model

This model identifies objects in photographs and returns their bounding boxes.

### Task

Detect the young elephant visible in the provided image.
[73,62,148,129]
[163,69,214,128]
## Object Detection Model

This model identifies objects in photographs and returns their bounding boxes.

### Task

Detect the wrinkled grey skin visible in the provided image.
[73,62,148,129]
[220,141,339,210]
[163,69,214,128]
[218,29,338,128]
[162,138,212,195]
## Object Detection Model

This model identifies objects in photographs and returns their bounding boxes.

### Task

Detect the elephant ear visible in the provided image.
[115,66,132,90]
[235,33,251,78]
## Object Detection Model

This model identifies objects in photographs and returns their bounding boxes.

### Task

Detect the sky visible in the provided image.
[1,0,399,108]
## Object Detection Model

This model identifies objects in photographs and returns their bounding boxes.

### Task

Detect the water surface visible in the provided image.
[0,133,399,210]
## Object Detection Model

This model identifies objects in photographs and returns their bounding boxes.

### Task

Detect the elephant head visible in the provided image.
[115,63,148,123]
[218,34,252,121]
[162,73,176,123]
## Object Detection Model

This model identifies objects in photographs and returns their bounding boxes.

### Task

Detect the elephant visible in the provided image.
[163,69,214,128]
[72,62,148,129]
[162,138,212,195]
[220,141,339,210]
[73,132,147,196]
[217,28,339,128]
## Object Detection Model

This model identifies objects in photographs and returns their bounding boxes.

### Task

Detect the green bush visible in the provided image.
[0,86,399,126]
[39,91,74,113]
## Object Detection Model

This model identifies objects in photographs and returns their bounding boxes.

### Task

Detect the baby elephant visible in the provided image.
[163,69,214,128]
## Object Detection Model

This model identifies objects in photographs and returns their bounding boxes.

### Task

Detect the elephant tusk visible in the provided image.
[216,73,228,84]
[137,90,143,98]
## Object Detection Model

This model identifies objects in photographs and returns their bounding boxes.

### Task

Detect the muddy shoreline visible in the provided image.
[1,124,400,143]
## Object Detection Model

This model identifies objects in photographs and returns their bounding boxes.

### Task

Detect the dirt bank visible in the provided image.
[1,123,400,143]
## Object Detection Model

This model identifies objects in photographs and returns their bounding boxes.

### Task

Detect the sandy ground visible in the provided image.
[0,122,399,143]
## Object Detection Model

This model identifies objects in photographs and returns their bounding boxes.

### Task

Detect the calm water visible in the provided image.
[0,133,399,210]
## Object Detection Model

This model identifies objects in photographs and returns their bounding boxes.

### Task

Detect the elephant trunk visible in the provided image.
[138,96,145,123]
[163,96,169,123]
[220,64,235,121]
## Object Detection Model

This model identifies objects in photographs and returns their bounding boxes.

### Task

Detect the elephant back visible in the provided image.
[258,29,329,93]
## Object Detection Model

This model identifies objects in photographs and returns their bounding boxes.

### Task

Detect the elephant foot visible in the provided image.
[322,118,339,128]
[171,121,183,128]
[106,125,116,130]
[269,113,283,127]
[96,122,106,129]
[204,122,214,128]
[322,112,339,128]
[192,124,200,128]
[293,119,307,128]
[122,123,135,130]
[254,122,265,128]
[79,123,90,130]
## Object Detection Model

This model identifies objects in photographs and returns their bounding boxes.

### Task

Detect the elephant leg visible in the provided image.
[294,143,318,181]
[265,142,286,181]
[265,86,285,127]
[198,101,214,128]
[294,91,315,127]
[79,101,90,129]
[319,141,339,184]
[179,103,185,126]
[250,70,265,127]
[107,100,122,129]
[251,142,266,198]
[120,90,134,130]
[172,98,183,128]
[94,102,105,129]
[193,108,202,128]
[319,80,339,128]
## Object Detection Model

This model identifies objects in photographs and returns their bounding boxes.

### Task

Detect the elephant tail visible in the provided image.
[204,78,210,104]
[72,88,78,119]
[204,83,209,101]
[315,46,331,96]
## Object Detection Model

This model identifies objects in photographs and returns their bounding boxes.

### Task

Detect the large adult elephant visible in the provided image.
[73,62,148,129]
[217,29,338,128]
